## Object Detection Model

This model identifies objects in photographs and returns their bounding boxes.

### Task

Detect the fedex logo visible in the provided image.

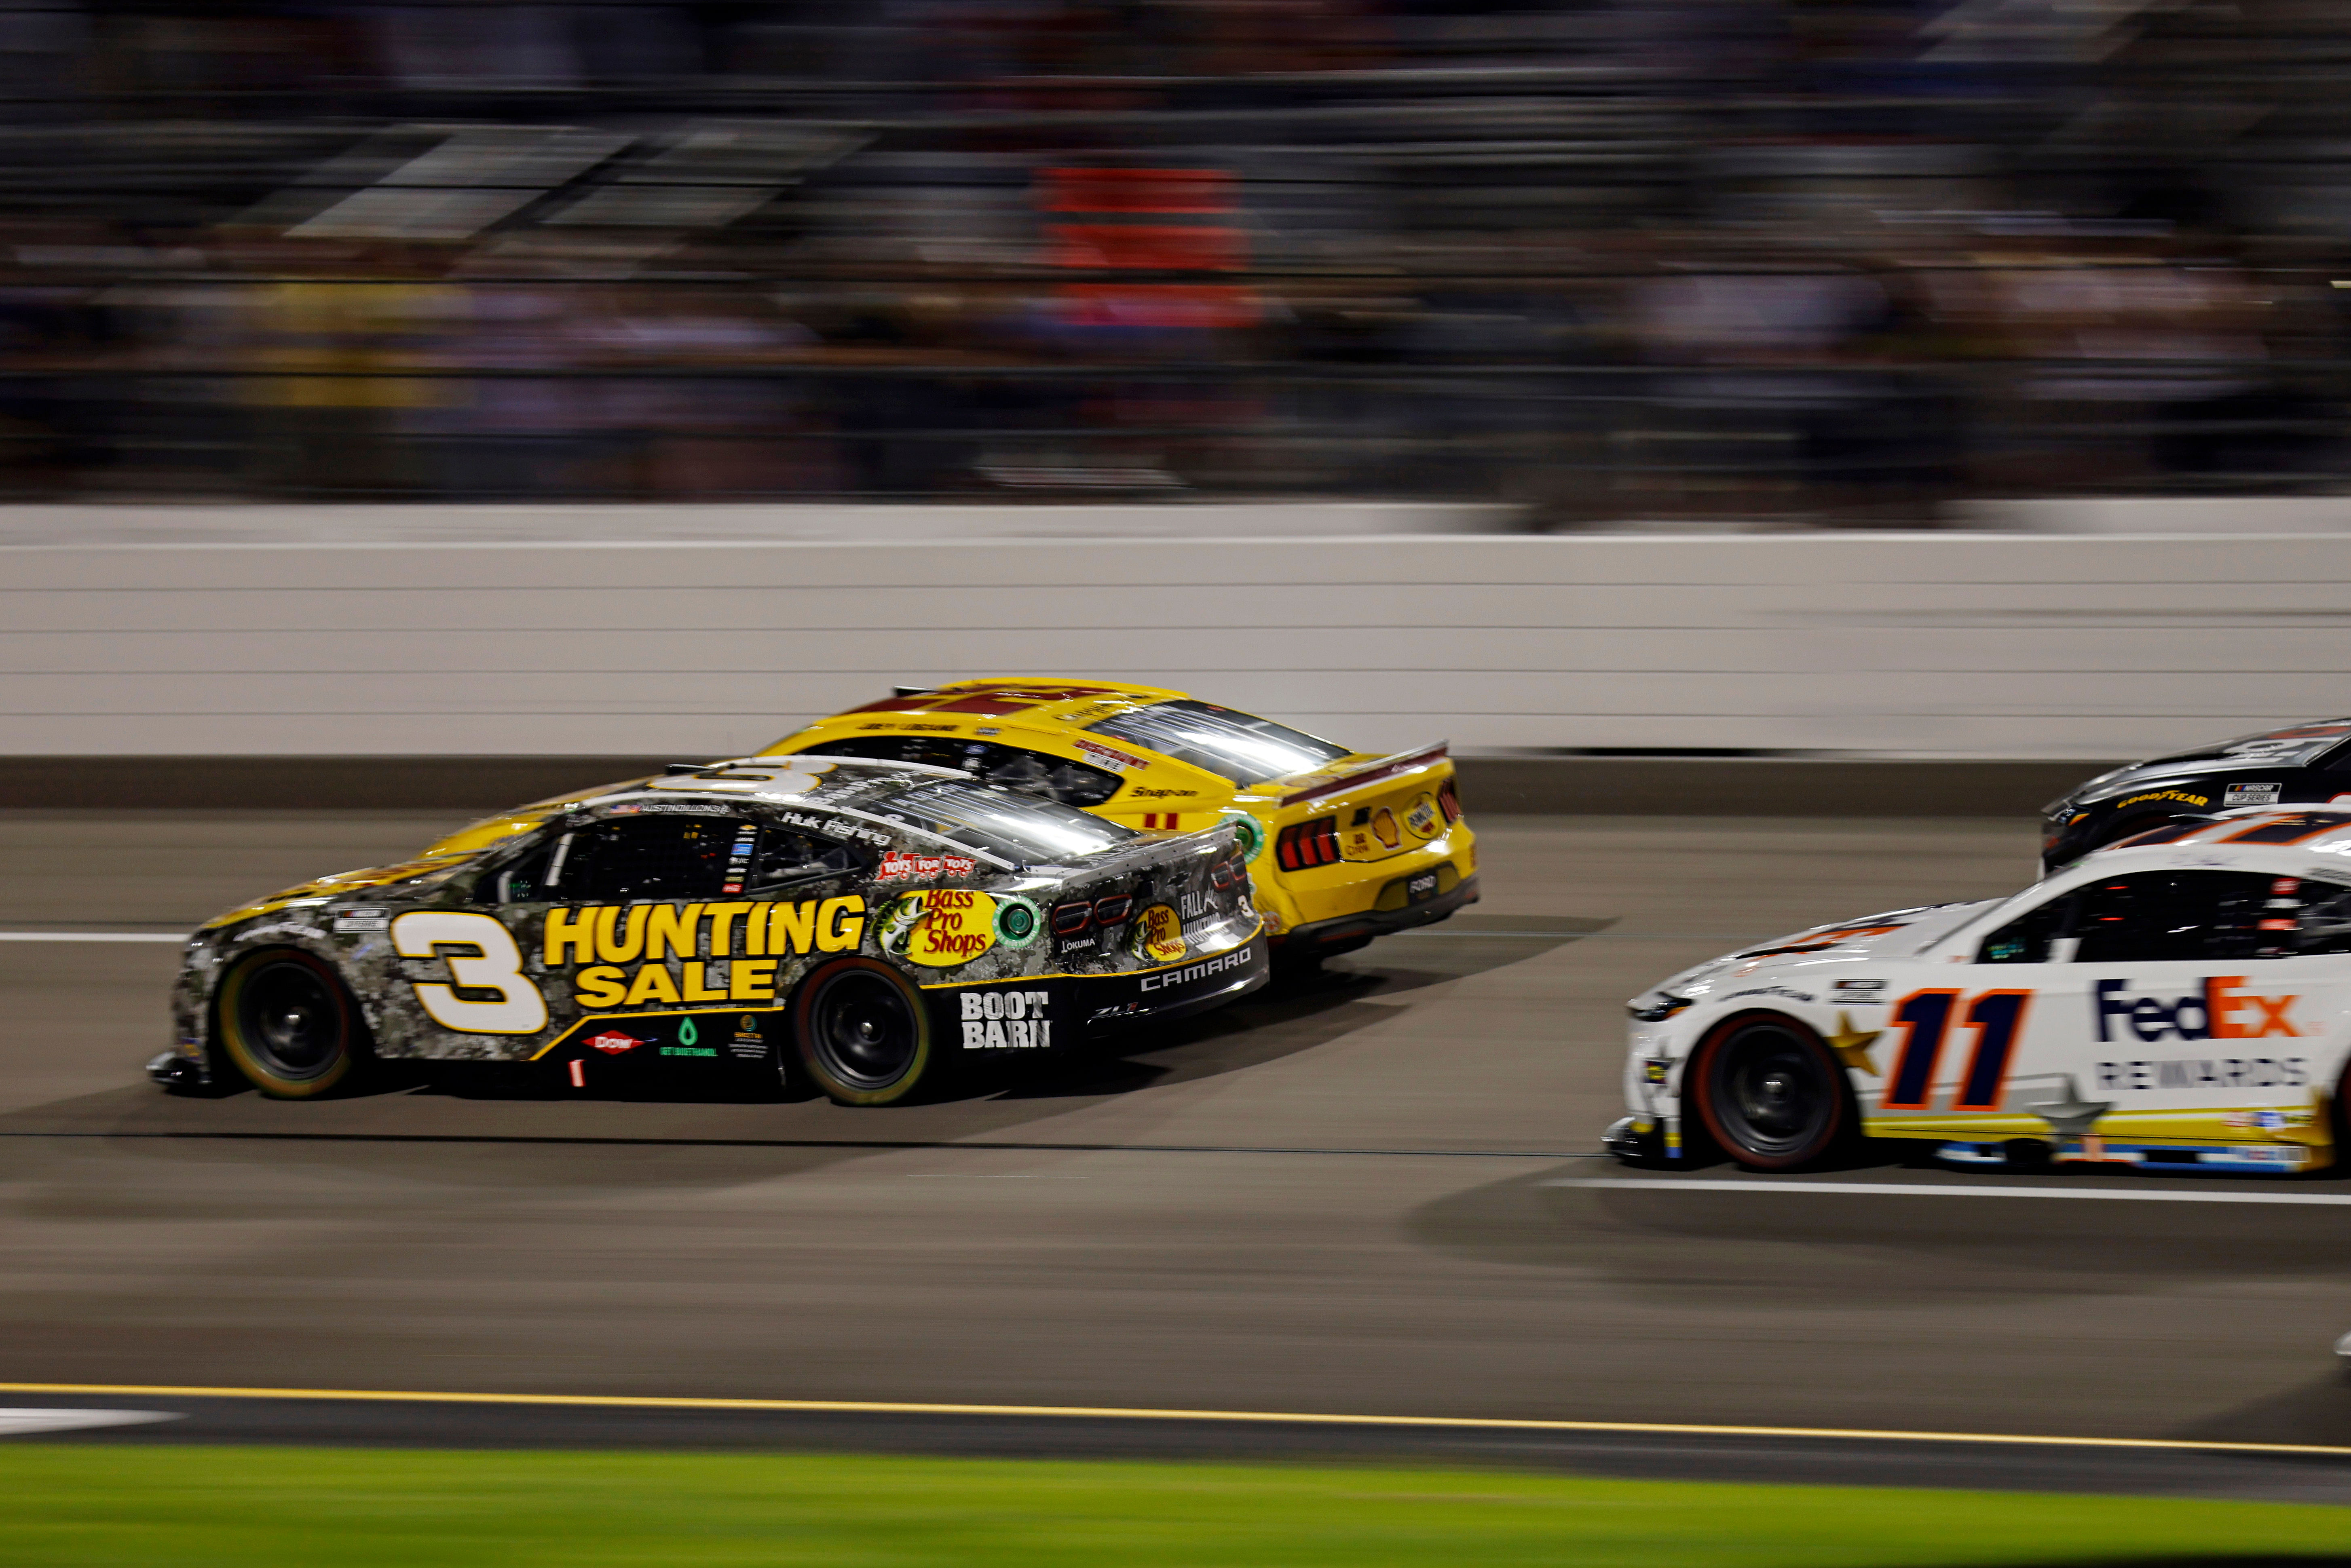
[2092,977,2300,1044]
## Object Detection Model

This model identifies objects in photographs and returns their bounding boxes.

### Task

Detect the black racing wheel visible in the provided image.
[213,948,368,1099]
[1690,1015,1852,1170]
[791,958,937,1106]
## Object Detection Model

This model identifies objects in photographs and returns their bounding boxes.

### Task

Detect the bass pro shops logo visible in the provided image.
[2093,977,2300,1043]
[881,888,999,968]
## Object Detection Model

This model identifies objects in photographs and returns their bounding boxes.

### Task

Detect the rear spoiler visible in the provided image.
[1275,742,1450,807]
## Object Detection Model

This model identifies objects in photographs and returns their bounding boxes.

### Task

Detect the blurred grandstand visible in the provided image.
[0,0,2346,521]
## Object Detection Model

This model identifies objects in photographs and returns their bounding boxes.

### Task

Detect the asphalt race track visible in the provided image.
[4,809,2351,1498]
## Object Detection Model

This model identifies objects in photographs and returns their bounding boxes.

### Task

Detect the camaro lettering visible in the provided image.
[1138,944,1253,993]
[2092,977,2299,1043]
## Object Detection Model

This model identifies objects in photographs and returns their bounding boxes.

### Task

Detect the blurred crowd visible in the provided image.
[2,0,2351,520]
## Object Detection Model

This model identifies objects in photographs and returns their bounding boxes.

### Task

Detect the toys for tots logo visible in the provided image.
[1132,903,1187,963]
[889,888,1001,968]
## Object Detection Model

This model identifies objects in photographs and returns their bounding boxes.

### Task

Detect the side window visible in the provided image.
[797,736,1121,808]
[746,828,866,894]
[2069,870,2281,963]
[551,815,743,904]
[2292,878,2351,955]
[481,838,559,905]
[1977,894,2071,964]
[970,745,1120,808]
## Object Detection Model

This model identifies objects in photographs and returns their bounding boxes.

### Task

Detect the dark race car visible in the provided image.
[2041,719,2351,872]
[151,757,1267,1107]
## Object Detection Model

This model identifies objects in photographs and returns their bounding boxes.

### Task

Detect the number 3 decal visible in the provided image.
[390,911,548,1036]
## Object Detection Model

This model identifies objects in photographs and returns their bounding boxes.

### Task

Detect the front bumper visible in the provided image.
[1277,872,1480,955]
[146,1049,211,1092]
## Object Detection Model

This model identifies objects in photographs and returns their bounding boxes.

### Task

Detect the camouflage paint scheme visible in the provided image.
[163,758,1266,1081]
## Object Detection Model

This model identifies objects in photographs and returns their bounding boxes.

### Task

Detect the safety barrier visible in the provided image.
[3,516,2345,761]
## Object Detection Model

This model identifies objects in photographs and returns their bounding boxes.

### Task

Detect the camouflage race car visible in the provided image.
[758,679,1479,963]
[150,757,1267,1107]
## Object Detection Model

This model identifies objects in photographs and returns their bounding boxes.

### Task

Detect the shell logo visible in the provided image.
[1372,808,1402,849]
[1133,903,1187,964]
[885,889,1001,968]
[1405,792,1439,841]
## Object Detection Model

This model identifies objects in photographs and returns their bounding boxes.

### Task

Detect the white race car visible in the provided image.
[1605,805,2351,1175]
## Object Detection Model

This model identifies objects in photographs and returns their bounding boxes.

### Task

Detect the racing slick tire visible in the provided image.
[791,957,942,1107]
[212,947,371,1099]
[1689,1013,1854,1171]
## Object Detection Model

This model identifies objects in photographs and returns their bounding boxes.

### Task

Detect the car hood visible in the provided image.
[2054,719,2351,809]
[1635,899,2000,1008]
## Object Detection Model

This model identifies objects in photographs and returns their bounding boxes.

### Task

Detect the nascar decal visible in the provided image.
[1132,903,1187,963]
[1405,792,1440,841]
[881,888,997,968]
[544,896,867,1008]
[958,988,1054,1050]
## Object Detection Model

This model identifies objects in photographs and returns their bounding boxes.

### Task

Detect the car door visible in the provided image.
[2048,867,2340,1154]
[472,809,747,1049]
[1863,887,2087,1142]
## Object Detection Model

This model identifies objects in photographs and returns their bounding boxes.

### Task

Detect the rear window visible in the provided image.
[866,781,1135,865]
[1085,700,1348,787]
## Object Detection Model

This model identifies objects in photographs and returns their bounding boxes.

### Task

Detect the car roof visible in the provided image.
[834,679,1183,726]
[2074,805,2351,875]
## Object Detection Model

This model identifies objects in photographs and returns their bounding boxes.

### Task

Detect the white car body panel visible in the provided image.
[1617,806,2351,1174]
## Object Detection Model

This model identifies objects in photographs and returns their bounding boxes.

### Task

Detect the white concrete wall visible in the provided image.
[4,523,2347,760]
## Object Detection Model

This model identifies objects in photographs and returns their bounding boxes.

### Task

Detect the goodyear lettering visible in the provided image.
[2115,789,2210,811]
[958,988,1054,1049]
[2092,977,2299,1044]
[1138,943,1253,993]
[551,896,866,1007]
[2095,1057,2309,1091]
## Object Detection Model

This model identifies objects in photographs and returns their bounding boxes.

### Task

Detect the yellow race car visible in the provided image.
[757,680,1478,962]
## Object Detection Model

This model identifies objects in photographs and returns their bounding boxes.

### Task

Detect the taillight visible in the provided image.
[1437,779,1461,823]
[1276,817,1341,871]
[1210,860,1236,891]
[1094,893,1133,925]
[1051,901,1093,936]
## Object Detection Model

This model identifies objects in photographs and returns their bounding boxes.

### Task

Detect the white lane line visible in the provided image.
[1544,1177,2351,1206]
[0,931,184,943]
[0,1408,180,1436]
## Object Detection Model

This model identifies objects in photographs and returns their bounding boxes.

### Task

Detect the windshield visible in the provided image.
[1085,699,1349,786]
[866,781,1136,865]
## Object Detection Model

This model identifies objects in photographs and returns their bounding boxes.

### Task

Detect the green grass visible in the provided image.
[0,1446,2343,1567]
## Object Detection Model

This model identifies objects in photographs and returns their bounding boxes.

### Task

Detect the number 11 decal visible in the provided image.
[1882,988,2032,1112]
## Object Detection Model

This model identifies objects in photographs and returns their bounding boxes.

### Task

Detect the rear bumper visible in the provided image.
[1277,872,1479,953]
[921,931,1272,1051]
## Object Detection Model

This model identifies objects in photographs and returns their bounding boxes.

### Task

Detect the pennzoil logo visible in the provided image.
[1405,792,1439,840]
[881,888,999,968]
[1132,903,1187,963]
